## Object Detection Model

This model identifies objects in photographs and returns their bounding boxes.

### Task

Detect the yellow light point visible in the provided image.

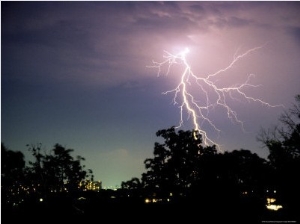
[148,46,283,151]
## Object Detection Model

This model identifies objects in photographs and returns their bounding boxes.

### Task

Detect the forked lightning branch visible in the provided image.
[148,46,282,151]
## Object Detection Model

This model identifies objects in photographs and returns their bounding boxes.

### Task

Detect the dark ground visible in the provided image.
[2,197,299,224]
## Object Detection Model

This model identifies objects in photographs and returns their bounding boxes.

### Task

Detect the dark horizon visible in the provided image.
[2,122,300,223]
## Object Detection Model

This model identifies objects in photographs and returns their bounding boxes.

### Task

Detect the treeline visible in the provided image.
[1,95,300,221]
[1,143,94,206]
[120,96,299,211]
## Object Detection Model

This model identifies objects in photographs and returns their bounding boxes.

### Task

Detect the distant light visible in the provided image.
[39,198,43,202]
[267,198,276,204]
[266,197,282,211]
[266,204,283,211]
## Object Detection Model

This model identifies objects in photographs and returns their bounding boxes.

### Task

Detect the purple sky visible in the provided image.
[2,1,300,188]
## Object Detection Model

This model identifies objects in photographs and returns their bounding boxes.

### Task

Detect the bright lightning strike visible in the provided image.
[148,46,283,151]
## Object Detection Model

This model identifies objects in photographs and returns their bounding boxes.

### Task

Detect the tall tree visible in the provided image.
[26,143,93,194]
[141,127,215,200]
[258,94,300,213]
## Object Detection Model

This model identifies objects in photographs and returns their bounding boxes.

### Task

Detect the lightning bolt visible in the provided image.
[148,46,283,151]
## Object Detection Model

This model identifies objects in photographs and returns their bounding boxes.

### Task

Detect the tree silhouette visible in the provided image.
[139,126,223,203]
[258,94,300,216]
[1,142,95,222]
[1,143,26,207]
[26,143,93,195]
[118,126,273,222]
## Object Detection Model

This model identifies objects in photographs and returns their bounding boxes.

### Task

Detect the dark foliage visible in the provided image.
[2,95,300,223]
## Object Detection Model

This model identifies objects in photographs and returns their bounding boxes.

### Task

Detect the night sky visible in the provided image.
[2,1,300,188]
